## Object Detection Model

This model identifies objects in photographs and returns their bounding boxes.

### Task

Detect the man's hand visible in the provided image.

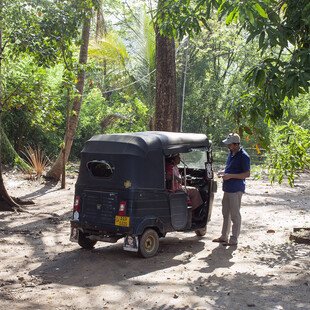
[222,173,231,180]
[219,171,250,180]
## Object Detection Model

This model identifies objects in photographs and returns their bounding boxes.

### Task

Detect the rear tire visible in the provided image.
[195,226,207,236]
[78,231,97,249]
[138,228,159,258]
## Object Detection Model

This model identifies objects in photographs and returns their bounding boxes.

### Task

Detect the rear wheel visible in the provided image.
[78,231,97,249]
[138,228,159,258]
[195,226,207,236]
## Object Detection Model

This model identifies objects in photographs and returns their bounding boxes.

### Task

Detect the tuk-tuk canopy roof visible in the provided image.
[83,131,211,157]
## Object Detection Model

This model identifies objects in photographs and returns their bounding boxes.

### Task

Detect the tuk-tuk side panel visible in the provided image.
[130,190,173,235]
[134,218,166,236]
[169,191,189,230]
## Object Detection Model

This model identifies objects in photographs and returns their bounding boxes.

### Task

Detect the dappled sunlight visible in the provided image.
[29,235,206,287]
[1,172,309,309]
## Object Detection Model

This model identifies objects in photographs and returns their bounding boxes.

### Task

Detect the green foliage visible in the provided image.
[0,0,308,190]
[154,0,309,186]
[2,57,65,157]
[1,0,101,66]
[1,0,155,165]
[179,18,267,146]
[72,88,149,158]
[267,121,310,187]
[216,0,310,119]
[0,0,101,165]
[282,93,310,130]
[154,0,310,121]
[154,0,212,38]
[89,32,129,66]
[105,97,149,133]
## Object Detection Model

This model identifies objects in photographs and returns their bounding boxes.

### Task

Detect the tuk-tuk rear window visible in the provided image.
[87,160,114,178]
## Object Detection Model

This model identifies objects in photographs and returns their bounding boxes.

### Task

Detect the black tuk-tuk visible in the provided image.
[70,131,217,258]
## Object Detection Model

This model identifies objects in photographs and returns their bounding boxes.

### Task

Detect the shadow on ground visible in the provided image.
[30,235,205,287]
[18,180,63,200]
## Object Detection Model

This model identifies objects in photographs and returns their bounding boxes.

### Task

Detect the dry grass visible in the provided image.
[22,146,49,178]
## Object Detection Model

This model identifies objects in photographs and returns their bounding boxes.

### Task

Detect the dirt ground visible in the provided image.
[0,170,309,310]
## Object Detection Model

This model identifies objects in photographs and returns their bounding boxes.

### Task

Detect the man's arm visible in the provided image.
[222,171,250,180]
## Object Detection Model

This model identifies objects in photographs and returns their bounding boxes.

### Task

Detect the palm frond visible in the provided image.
[89,32,129,66]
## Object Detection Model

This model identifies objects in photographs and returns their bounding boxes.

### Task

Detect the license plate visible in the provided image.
[115,215,130,227]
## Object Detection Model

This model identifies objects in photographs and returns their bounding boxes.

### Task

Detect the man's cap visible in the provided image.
[222,133,240,144]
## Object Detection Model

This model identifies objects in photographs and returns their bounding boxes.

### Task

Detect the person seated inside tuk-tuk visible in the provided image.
[165,154,203,210]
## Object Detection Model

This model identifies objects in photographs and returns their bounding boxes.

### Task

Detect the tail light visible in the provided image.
[118,201,127,216]
[73,196,81,212]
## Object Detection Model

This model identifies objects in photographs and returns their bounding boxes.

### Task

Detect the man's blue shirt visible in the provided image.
[223,147,250,193]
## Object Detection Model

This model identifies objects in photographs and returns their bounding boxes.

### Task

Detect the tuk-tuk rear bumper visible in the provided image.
[70,220,128,243]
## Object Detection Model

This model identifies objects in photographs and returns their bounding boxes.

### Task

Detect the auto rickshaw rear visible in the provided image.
[70,131,217,258]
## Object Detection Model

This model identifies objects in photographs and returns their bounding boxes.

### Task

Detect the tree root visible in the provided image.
[12,197,35,205]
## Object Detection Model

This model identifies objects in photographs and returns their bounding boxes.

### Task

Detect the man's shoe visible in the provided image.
[212,237,227,243]
[222,241,238,246]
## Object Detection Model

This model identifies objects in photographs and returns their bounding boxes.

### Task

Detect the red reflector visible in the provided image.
[73,196,80,212]
[118,201,127,216]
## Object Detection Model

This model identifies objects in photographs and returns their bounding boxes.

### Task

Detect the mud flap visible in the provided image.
[123,235,139,252]
[70,227,79,243]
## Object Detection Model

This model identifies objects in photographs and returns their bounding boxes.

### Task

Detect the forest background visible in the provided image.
[0,0,309,211]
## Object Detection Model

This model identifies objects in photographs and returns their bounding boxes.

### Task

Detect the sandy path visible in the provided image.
[0,172,309,309]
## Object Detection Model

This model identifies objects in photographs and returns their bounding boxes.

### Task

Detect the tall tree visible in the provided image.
[154,30,178,131]
[154,0,178,131]
[46,9,92,181]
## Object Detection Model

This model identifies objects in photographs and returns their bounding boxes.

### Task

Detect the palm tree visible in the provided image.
[89,5,157,127]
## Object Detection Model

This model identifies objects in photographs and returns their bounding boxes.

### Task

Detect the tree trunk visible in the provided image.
[46,15,91,181]
[0,163,22,211]
[154,26,178,132]
[179,37,189,132]
[0,126,29,169]
[0,28,22,212]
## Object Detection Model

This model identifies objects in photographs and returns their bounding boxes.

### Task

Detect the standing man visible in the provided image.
[213,133,250,246]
